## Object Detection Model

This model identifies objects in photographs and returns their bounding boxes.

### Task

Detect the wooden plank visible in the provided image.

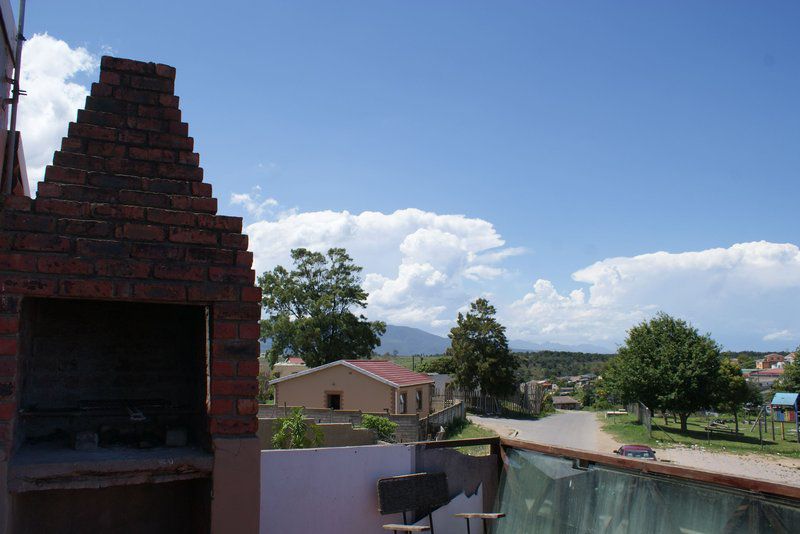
[499,437,800,501]
[416,437,501,449]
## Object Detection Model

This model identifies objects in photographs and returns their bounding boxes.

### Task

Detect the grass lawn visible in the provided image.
[603,413,800,459]
[443,418,498,456]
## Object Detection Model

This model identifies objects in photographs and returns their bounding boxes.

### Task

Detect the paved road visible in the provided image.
[470,410,620,453]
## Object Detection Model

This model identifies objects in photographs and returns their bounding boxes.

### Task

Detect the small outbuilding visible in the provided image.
[551,395,581,410]
[770,392,799,443]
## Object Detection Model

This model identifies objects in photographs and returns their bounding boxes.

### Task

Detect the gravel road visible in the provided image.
[469,411,800,486]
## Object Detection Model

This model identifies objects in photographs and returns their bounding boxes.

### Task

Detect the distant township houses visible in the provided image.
[743,353,795,390]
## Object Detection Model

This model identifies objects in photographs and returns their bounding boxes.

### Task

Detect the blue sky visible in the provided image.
[18,1,800,350]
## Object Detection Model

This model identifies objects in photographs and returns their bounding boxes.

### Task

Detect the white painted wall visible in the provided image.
[260,444,414,534]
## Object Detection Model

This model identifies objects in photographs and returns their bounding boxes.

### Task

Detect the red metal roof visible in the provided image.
[346,360,434,387]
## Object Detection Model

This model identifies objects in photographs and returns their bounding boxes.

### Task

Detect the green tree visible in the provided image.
[361,414,397,442]
[774,349,800,393]
[605,313,721,432]
[713,359,758,433]
[416,355,456,374]
[447,298,519,396]
[258,248,386,368]
[271,408,324,449]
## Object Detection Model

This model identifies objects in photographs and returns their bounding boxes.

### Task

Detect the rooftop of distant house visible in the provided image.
[269,359,434,388]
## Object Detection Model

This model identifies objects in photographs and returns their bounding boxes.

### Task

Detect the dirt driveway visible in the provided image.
[469,411,800,486]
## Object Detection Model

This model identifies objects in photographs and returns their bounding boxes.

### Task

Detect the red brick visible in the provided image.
[0,338,17,356]
[0,358,17,376]
[159,94,179,108]
[61,137,83,152]
[211,379,258,396]
[213,340,259,359]
[153,263,205,281]
[36,198,86,218]
[101,56,153,75]
[133,283,186,301]
[13,234,71,252]
[129,146,176,163]
[131,242,183,260]
[35,182,62,198]
[210,398,234,416]
[208,266,253,284]
[169,227,217,246]
[0,296,20,314]
[168,122,189,136]
[105,158,155,177]
[146,209,194,226]
[155,63,176,79]
[2,212,55,232]
[0,402,15,421]
[90,82,113,98]
[126,116,164,132]
[90,203,146,221]
[212,360,236,377]
[170,195,191,210]
[113,86,161,106]
[191,182,212,197]
[76,238,127,257]
[129,74,174,93]
[188,285,238,302]
[237,359,260,377]
[0,276,56,296]
[157,163,203,182]
[58,218,113,237]
[68,122,117,142]
[86,95,134,116]
[114,281,133,298]
[237,398,259,415]
[241,286,262,303]
[177,152,199,166]
[122,223,165,241]
[236,251,254,267]
[86,141,126,158]
[57,184,116,203]
[191,197,217,213]
[119,190,170,208]
[137,104,181,121]
[59,279,114,299]
[144,178,191,195]
[95,259,151,278]
[0,195,32,211]
[238,323,261,341]
[117,129,148,145]
[53,151,106,172]
[197,214,242,232]
[37,257,94,275]
[0,318,18,335]
[209,417,257,436]
[221,233,247,250]
[0,253,36,272]
[78,109,125,129]
[213,322,237,340]
[44,166,87,185]
[213,303,260,321]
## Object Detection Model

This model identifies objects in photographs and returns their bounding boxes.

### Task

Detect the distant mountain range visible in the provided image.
[377,325,615,355]
[261,324,615,356]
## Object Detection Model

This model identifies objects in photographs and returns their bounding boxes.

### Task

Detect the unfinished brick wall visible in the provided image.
[0,56,261,453]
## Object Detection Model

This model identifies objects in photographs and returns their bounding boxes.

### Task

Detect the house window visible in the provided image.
[416,390,423,411]
[327,393,341,410]
[399,393,407,414]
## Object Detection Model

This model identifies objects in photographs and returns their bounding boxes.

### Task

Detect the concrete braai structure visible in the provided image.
[0,57,260,533]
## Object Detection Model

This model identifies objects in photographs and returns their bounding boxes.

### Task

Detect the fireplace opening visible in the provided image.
[16,298,209,459]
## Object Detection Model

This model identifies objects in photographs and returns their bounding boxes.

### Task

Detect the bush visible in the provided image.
[361,414,397,442]
[272,408,324,449]
[443,416,469,439]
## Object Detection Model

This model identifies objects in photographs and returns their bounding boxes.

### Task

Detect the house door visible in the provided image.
[327,393,341,410]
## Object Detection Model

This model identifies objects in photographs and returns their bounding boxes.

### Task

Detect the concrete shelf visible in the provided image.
[8,443,213,493]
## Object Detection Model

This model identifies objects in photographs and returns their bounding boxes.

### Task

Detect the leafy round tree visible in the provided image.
[713,358,761,433]
[447,298,518,397]
[258,248,386,368]
[774,347,800,393]
[604,312,721,432]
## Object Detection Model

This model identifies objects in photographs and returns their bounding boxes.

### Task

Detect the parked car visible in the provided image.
[613,445,656,460]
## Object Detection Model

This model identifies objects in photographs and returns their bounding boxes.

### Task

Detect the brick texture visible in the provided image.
[0,56,260,448]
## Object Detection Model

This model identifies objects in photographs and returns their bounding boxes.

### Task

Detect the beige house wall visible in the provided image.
[274,365,394,412]
[271,362,307,378]
[396,383,434,415]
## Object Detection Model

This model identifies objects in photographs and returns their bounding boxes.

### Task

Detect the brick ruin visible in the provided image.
[0,57,261,533]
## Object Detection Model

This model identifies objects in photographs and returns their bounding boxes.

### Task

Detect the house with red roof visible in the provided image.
[269,360,435,414]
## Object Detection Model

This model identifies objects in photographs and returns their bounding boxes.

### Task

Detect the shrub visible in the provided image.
[361,414,397,442]
[272,408,324,449]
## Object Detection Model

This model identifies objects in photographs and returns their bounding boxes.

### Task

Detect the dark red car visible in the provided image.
[613,445,657,460]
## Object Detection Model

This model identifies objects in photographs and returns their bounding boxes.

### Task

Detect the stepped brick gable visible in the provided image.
[0,55,261,452]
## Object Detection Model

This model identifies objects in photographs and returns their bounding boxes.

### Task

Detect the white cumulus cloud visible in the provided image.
[244,207,523,328]
[230,186,279,218]
[508,241,800,349]
[18,33,98,192]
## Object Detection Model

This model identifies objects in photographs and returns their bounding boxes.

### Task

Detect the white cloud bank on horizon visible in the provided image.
[240,200,524,328]
[17,33,98,192]
[239,194,800,350]
[509,241,800,349]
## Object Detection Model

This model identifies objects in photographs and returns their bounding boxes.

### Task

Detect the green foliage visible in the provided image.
[361,414,397,442]
[774,348,800,393]
[416,355,456,374]
[604,312,721,431]
[713,359,758,433]
[271,408,324,449]
[515,351,614,381]
[258,248,386,368]
[447,298,519,396]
